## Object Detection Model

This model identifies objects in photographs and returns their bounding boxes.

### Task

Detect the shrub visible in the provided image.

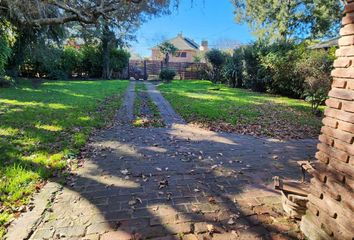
[47,69,68,80]
[228,41,334,100]
[80,45,102,78]
[241,42,270,92]
[0,75,15,88]
[297,49,334,113]
[205,49,226,83]
[110,49,130,73]
[159,68,176,82]
[260,41,304,98]
[221,54,237,87]
[21,43,66,79]
[61,46,83,77]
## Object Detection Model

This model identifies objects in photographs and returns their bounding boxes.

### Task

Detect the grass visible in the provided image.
[0,79,129,237]
[158,80,323,138]
[133,83,144,122]
[133,83,164,128]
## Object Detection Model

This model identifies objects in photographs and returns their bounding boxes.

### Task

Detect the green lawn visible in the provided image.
[158,80,323,139]
[0,79,128,237]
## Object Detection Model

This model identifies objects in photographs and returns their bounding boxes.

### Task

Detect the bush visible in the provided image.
[81,44,102,78]
[61,46,83,77]
[221,54,237,87]
[205,49,226,83]
[21,43,66,79]
[228,48,244,88]
[241,42,270,92]
[110,49,130,73]
[47,69,68,80]
[226,40,334,101]
[159,68,176,82]
[297,49,334,113]
[260,42,304,98]
[0,75,15,88]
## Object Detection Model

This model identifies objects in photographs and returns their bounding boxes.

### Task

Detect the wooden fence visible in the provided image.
[127,60,206,80]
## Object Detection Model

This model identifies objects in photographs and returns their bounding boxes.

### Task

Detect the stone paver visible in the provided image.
[145,82,185,126]
[7,81,316,239]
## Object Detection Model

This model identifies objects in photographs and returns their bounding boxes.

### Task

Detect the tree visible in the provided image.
[1,0,173,78]
[0,1,172,27]
[297,49,334,114]
[231,0,344,41]
[110,49,130,76]
[0,28,12,75]
[205,49,226,83]
[159,41,178,66]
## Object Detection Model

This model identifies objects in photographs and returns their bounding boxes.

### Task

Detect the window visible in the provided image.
[176,51,187,58]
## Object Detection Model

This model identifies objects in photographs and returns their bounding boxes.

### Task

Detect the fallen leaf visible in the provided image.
[211,165,218,170]
[217,185,225,191]
[158,179,168,189]
[207,224,215,233]
[208,197,216,204]
[227,218,235,225]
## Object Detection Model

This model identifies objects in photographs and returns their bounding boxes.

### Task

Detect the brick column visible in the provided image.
[300,2,354,239]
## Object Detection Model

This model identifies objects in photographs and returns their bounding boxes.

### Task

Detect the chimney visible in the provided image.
[200,40,208,51]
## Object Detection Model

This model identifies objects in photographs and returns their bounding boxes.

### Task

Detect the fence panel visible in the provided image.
[128,60,206,80]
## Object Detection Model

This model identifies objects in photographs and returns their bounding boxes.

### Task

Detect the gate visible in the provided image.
[128,60,206,80]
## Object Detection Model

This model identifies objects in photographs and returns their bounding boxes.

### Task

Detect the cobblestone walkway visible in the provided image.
[7,81,317,240]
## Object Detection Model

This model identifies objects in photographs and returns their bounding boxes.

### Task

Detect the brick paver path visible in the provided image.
[11,81,317,240]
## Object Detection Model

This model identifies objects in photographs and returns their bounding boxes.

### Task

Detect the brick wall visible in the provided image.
[300,2,354,239]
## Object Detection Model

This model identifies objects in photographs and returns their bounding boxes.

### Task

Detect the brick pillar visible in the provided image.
[300,2,354,239]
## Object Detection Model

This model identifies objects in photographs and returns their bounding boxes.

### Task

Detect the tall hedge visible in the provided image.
[219,40,334,100]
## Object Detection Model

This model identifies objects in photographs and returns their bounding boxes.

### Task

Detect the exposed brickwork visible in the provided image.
[300,3,354,239]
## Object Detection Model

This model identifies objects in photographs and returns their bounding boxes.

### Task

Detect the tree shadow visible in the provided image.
[27,121,316,239]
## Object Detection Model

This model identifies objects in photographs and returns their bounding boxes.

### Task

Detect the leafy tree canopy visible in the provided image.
[231,0,345,41]
[0,0,173,27]
[159,41,178,64]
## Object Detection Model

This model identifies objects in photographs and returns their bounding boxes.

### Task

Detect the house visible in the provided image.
[151,33,208,63]
[64,38,85,49]
[309,37,339,51]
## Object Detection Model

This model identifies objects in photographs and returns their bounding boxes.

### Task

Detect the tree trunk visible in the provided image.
[101,24,111,79]
[165,53,169,68]
[6,30,32,77]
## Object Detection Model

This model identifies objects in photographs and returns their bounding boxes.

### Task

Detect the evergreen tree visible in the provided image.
[232,0,344,41]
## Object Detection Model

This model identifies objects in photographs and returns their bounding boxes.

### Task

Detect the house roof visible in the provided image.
[153,34,200,51]
[309,37,339,49]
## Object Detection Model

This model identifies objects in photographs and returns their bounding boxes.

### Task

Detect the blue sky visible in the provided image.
[130,0,254,58]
